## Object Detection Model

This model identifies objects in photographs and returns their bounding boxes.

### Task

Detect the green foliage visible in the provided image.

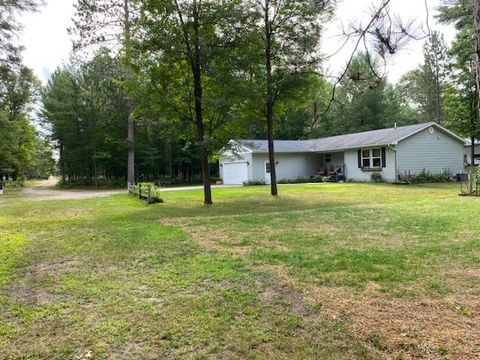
[319,53,418,137]
[0,0,42,70]
[242,179,266,186]
[129,182,164,203]
[275,75,335,139]
[310,175,329,183]
[24,137,56,179]
[437,0,480,140]
[40,54,215,190]
[0,46,53,180]
[370,172,383,183]
[42,51,161,186]
[398,32,448,124]
[277,177,310,184]
[399,169,453,184]
[276,175,331,184]
[0,179,25,187]
[57,178,126,189]
[231,0,334,195]
[132,0,256,202]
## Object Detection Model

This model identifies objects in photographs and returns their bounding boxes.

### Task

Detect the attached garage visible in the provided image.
[222,162,249,185]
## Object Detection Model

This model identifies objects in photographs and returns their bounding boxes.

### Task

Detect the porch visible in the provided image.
[314,152,346,181]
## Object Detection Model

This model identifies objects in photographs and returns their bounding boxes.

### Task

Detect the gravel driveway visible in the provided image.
[21,178,125,200]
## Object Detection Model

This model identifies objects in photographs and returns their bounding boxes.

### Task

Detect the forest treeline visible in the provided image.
[1,0,479,196]
[0,1,55,182]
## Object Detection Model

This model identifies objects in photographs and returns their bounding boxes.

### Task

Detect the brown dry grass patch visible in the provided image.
[3,284,63,305]
[265,263,480,359]
[160,201,480,359]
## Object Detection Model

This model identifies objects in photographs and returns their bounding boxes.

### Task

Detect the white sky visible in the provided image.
[22,0,75,83]
[20,0,456,84]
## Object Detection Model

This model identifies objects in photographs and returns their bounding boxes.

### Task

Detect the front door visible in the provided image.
[264,161,271,184]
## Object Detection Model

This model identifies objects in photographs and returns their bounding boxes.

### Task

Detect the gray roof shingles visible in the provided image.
[236,122,449,153]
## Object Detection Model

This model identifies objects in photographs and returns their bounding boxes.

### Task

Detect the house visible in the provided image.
[219,122,466,185]
[464,138,480,166]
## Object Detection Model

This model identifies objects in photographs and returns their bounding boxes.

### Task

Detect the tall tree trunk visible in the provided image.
[474,0,480,115]
[93,147,98,187]
[127,114,135,185]
[473,0,480,193]
[60,141,66,183]
[264,2,278,196]
[124,0,135,186]
[471,136,476,168]
[192,1,212,204]
[173,0,212,204]
[435,67,441,124]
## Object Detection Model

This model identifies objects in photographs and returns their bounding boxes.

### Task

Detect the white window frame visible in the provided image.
[361,148,382,168]
[325,153,332,163]
[361,149,370,168]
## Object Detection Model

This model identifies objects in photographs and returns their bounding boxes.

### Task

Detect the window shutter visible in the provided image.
[357,149,362,168]
[381,147,386,168]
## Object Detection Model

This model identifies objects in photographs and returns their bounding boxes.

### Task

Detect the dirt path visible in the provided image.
[160,184,240,192]
[20,180,240,201]
[21,178,125,200]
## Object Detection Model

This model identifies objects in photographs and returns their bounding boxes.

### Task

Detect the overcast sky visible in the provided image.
[20,0,456,85]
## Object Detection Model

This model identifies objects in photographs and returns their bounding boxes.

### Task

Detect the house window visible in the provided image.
[372,148,381,167]
[325,154,332,163]
[265,162,271,173]
[362,149,370,167]
[361,148,381,168]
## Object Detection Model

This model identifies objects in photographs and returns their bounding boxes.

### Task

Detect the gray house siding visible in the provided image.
[344,147,397,182]
[220,123,465,184]
[396,127,464,176]
[251,153,320,182]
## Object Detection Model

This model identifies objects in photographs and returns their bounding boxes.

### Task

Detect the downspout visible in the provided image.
[388,144,398,181]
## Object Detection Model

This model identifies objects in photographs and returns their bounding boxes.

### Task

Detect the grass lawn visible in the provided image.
[1,183,479,359]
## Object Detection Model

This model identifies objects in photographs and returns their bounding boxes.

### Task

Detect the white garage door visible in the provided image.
[223,162,248,185]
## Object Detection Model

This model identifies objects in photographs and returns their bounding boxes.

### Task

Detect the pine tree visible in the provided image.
[398,32,448,124]
[70,0,139,186]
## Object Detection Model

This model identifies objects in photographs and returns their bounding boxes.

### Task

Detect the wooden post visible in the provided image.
[138,183,142,199]
[147,184,152,204]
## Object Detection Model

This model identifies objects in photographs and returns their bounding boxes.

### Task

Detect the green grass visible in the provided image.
[0,183,479,359]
